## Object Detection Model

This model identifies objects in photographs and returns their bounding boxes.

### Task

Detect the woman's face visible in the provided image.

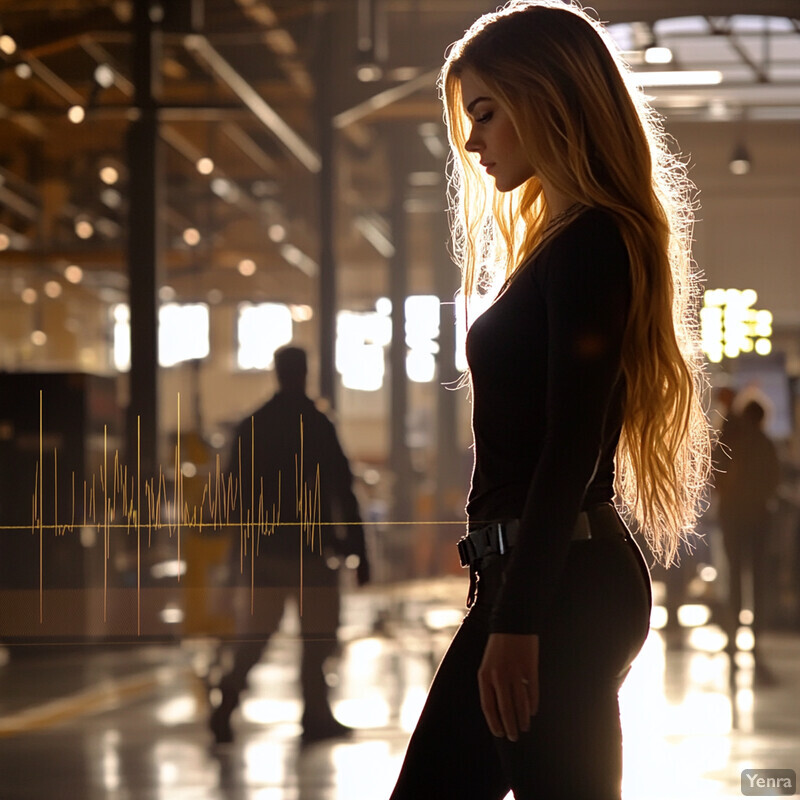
[459,68,534,193]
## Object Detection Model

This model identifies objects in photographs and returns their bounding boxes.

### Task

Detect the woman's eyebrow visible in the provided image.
[466,96,491,115]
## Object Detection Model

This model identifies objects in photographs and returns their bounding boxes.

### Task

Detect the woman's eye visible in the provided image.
[476,112,493,123]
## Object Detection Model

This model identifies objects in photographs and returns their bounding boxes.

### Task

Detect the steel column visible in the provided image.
[125,0,162,479]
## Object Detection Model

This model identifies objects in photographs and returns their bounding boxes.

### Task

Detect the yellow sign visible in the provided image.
[701,289,772,363]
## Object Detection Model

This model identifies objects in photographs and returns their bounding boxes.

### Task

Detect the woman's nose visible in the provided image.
[465,129,481,153]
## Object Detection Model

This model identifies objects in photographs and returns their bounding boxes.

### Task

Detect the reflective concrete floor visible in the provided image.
[1,576,799,800]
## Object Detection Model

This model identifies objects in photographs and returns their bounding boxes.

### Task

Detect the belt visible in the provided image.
[456,502,626,568]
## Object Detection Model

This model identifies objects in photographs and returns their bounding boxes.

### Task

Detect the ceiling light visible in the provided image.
[644,46,673,65]
[93,64,115,89]
[75,218,94,239]
[14,63,31,79]
[64,265,83,284]
[0,233,9,251]
[100,166,119,185]
[0,35,16,56]
[634,70,722,87]
[31,330,47,346]
[101,188,122,208]
[196,157,214,175]
[237,258,256,276]
[183,227,201,246]
[357,64,383,82]
[729,142,752,175]
[21,288,37,304]
[268,223,286,242]
[68,105,86,124]
[44,280,62,298]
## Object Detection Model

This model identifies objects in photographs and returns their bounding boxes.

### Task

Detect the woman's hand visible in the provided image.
[478,632,539,741]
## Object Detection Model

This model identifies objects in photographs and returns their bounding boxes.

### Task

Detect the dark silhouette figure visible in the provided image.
[716,398,780,677]
[208,346,369,745]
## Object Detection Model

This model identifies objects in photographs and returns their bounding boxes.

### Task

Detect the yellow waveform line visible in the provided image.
[21,393,472,633]
[3,519,466,532]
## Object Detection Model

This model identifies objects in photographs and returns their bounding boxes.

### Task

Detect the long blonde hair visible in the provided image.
[441,0,712,565]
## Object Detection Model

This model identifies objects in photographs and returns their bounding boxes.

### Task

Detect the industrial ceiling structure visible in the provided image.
[0,0,798,301]
[0,0,797,487]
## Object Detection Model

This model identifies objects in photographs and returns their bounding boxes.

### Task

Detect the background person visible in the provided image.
[208,346,370,746]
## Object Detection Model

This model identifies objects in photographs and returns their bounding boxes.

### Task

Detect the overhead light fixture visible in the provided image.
[74,217,94,239]
[729,142,752,175]
[634,70,722,87]
[357,63,383,82]
[644,46,673,65]
[68,105,86,124]
[64,265,83,284]
[99,165,119,185]
[183,227,201,246]
[196,157,214,175]
[44,280,62,298]
[237,258,256,276]
[93,64,115,90]
[0,35,16,56]
[101,188,122,208]
[268,223,286,243]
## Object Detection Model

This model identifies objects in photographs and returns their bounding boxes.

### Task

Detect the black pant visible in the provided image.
[390,517,652,800]
[214,552,340,728]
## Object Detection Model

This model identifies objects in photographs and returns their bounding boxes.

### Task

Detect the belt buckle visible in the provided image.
[457,535,473,568]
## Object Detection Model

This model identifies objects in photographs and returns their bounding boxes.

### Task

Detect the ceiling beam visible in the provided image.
[333,68,439,129]
[184,34,321,173]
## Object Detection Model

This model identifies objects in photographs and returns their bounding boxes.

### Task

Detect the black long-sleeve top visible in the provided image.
[465,207,631,635]
[227,391,365,562]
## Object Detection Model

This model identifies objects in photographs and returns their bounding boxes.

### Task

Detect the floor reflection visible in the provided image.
[0,581,799,799]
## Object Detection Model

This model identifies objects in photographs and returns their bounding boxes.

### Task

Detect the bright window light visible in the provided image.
[336,311,391,391]
[237,303,292,370]
[112,303,212,372]
[405,295,440,383]
[160,303,210,366]
[644,46,673,65]
[405,295,440,349]
[113,303,131,371]
[407,351,436,383]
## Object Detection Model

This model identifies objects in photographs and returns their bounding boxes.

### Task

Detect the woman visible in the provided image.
[389,2,711,798]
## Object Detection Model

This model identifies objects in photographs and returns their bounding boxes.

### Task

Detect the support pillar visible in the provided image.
[126,1,162,480]
[314,5,337,408]
[388,131,414,528]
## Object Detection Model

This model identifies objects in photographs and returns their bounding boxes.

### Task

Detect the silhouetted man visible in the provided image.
[209,346,369,745]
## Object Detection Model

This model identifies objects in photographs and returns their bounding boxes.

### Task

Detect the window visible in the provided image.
[237,302,293,370]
